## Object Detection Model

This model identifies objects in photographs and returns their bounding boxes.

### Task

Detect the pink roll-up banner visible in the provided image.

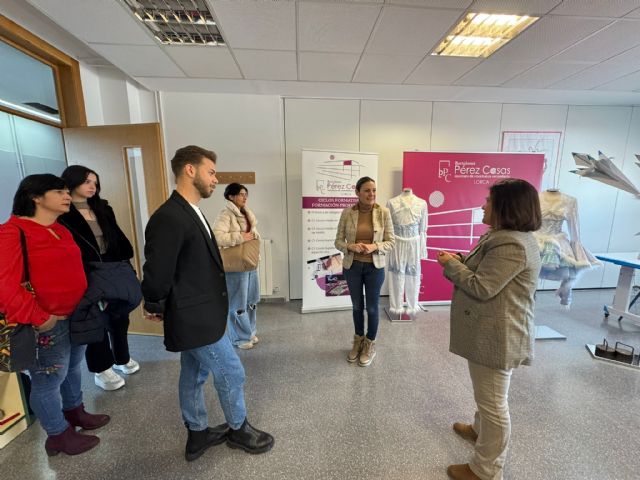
[403,152,544,304]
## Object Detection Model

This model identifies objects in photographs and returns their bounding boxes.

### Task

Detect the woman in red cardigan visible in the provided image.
[0,174,110,456]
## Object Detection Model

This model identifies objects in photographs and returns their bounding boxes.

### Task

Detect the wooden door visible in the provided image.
[62,123,167,336]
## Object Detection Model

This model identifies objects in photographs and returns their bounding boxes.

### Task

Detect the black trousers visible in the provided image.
[85,311,131,373]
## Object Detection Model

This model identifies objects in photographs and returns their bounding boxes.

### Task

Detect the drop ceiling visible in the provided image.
[18,0,640,104]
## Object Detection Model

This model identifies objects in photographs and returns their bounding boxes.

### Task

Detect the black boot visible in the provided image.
[185,423,229,461]
[226,419,274,454]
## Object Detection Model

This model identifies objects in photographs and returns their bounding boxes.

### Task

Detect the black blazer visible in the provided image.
[141,191,228,352]
[59,202,134,268]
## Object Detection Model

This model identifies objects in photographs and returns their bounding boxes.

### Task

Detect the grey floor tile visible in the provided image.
[1,289,639,479]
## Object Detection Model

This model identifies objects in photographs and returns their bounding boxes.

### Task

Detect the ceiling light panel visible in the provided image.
[122,0,225,45]
[431,12,539,58]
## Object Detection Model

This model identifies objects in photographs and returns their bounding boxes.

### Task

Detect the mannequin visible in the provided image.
[386,188,428,316]
[534,189,600,307]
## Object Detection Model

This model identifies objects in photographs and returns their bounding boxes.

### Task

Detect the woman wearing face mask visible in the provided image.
[0,174,110,456]
[436,179,542,480]
[59,165,139,391]
[334,176,395,367]
[213,183,261,350]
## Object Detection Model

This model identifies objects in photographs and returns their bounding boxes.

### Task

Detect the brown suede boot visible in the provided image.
[358,338,376,367]
[44,425,100,456]
[347,335,364,363]
[64,403,110,430]
[446,464,481,480]
[453,422,478,442]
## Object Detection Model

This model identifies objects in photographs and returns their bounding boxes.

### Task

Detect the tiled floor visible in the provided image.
[1,289,639,479]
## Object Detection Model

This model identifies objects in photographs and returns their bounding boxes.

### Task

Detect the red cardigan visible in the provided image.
[0,216,87,326]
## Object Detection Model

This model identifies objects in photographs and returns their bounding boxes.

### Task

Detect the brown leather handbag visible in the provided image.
[220,239,260,273]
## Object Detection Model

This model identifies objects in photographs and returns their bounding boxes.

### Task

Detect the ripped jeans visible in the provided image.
[27,319,86,436]
[224,269,260,347]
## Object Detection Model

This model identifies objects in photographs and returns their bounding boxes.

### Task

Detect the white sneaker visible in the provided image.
[113,359,140,375]
[237,342,254,350]
[95,368,125,391]
[250,335,259,345]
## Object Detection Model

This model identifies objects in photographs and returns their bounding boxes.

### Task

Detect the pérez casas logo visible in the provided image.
[438,160,452,183]
[439,159,512,184]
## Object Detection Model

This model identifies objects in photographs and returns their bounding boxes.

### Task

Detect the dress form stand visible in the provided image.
[385,188,428,321]
[534,188,567,340]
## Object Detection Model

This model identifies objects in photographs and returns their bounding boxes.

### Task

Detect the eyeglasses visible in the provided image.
[235,192,248,198]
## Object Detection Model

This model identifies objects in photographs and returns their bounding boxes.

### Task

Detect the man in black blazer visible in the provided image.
[142,145,273,461]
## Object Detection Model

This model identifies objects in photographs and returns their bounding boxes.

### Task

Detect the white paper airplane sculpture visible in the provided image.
[571,151,640,196]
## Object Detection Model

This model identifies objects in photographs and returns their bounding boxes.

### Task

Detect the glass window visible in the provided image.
[0,40,60,124]
[0,112,66,222]
[14,116,65,176]
[0,111,22,223]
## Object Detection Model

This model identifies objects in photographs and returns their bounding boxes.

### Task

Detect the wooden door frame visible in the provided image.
[0,15,86,128]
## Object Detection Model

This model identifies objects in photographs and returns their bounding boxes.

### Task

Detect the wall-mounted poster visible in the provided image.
[501,131,562,191]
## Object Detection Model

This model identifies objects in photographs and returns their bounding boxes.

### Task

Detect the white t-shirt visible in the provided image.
[189,203,211,238]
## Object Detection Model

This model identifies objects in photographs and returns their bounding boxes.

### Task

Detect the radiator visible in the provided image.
[258,238,274,296]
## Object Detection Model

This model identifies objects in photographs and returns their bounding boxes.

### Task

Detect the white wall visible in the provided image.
[79,64,158,126]
[159,92,289,298]
[283,99,640,299]
[158,93,640,300]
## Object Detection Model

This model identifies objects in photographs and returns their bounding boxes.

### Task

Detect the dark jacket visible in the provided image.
[142,191,228,352]
[70,261,142,345]
[59,202,134,268]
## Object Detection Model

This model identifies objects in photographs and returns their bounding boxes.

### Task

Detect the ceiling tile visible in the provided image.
[298,0,383,3]
[385,0,472,7]
[551,44,640,89]
[366,6,464,55]
[553,20,640,62]
[208,0,296,50]
[503,61,594,88]
[454,60,536,86]
[405,56,481,84]
[298,2,382,53]
[164,46,242,79]
[353,54,424,83]
[299,52,360,81]
[234,50,297,80]
[490,16,612,62]
[89,44,184,77]
[27,0,154,45]
[550,0,640,17]
[595,70,640,91]
[625,7,640,17]
[466,0,561,15]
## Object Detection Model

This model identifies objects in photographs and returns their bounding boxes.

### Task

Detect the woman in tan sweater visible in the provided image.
[334,177,394,367]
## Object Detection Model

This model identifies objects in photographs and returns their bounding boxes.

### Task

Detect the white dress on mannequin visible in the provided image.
[386,189,428,315]
[534,190,601,306]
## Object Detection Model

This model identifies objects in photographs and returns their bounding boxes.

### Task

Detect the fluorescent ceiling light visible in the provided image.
[431,13,539,58]
[122,0,225,46]
[0,98,61,123]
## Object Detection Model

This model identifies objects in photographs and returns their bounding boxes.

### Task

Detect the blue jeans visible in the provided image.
[225,270,260,347]
[343,261,385,340]
[179,333,247,431]
[27,319,86,436]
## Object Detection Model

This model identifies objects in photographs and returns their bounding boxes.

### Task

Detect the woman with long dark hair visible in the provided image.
[213,183,261,350]
[59,165,139,391]
[437,179,542,480]
[0,174,110,456]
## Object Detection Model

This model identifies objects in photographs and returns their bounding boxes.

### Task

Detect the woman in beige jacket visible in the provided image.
[437,179,542,480]
[334,176,395,367]
[213,183,261,350]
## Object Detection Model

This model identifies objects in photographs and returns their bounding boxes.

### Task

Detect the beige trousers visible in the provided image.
[467,361,513,480]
